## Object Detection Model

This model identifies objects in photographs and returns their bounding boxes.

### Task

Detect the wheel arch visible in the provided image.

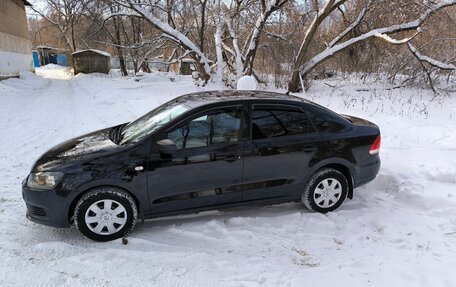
[309,159,355,199]
[320,163,354,199]
[68,184,143,224]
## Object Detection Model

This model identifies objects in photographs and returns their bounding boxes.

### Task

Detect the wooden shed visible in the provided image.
[72,49,111,75]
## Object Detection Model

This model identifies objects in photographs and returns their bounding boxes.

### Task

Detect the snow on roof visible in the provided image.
[72,49,111,57]
[36,46,66,51]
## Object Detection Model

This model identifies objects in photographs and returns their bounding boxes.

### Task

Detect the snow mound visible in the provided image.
[73,72,114,80]
[38,64,66,70]
[133,72,172,83]
[19,71,36,79]
[237,75,257,90]
[35,65,73,79]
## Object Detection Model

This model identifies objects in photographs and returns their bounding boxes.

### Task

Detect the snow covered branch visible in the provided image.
[242,0,290,75]
[328,3,370,48]
[375,32,419,45]
[225,9,245,80]
[288,0,456,91]
[408,42,456,71]
[288,0,349,91]
[113,0,212,82]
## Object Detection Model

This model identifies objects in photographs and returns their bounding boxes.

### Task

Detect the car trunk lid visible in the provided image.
[340,114,378,128]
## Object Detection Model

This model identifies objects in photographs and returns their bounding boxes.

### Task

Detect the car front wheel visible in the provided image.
[74,187,138,242]
[302,168,348,213]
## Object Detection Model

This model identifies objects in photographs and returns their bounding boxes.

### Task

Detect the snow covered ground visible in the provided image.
[0,65,455,286]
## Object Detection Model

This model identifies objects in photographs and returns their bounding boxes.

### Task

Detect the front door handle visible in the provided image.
[225,154,241,162]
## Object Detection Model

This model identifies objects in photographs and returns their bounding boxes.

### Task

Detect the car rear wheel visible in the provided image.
[302,168,348,213]
[74,187,138,242]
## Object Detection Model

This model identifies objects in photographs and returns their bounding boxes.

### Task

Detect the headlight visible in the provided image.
[27,172,64,190]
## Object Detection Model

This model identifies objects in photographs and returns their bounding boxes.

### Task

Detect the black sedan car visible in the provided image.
[23,91,381,241]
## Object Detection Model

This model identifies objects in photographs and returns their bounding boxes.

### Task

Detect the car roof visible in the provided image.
[173,90,310,108]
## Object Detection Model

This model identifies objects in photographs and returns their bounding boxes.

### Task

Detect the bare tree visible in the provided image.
[30,0,92,53]
[29,0,454,89]
[113,0,212,83]
[242,0,290,75]
[407,41,456,92]
[288,0,456,92]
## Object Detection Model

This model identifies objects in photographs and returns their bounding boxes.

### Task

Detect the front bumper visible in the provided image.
[22,178,71,228]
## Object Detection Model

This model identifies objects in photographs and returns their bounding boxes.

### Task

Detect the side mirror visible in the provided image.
[156,139,176,154]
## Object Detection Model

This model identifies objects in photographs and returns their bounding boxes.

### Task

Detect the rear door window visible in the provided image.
[251,105,315,140]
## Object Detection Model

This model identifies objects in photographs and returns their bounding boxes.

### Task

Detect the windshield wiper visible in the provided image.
[109,126,118,142]
[109,123,128,145]
[117,123,128,144]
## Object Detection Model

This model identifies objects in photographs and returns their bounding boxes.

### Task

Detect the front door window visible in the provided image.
[168,107,242,149]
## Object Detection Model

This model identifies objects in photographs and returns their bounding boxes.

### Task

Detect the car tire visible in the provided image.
[302,168,348,213]
[74,187,138,242]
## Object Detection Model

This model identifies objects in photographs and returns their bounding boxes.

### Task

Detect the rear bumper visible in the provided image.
[22,179,71,228]
[353,156,381,188]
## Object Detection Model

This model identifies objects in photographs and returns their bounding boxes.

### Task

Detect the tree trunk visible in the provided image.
[288,0,341,92]
[214,16,224,83]
[118,51,128,76]
[243,0,289,75]
[127,3,212,82]
[199,0,207,53]
[71,20,77,52]
[140,59,151,73]
[213,0,223,83]
[226,19,243,80]
[288,72,302,92]
[113,16,128,76]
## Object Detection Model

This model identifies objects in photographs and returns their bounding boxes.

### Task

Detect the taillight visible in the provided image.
[369,135,381,155]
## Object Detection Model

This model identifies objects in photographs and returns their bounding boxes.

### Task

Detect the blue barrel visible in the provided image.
[32,51,40,67]
[56,54,68,66]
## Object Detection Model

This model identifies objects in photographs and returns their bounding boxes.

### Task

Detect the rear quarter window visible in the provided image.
[306,111,345,133]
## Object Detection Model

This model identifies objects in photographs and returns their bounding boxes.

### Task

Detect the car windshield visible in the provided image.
[120,101,190,145]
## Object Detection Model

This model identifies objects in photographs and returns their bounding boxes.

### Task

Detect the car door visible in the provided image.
[242,103,322,201]
[147,104,247,215]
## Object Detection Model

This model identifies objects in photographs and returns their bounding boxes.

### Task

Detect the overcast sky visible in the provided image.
[28,0,46,10]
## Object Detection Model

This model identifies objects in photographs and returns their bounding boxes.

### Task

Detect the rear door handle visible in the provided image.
[303,146,317,153]
[225,154,241,162]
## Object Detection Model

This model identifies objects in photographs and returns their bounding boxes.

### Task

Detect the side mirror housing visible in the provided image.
[156,139,177,154]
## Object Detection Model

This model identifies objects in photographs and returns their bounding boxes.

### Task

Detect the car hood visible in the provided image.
[32,127,123,172]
